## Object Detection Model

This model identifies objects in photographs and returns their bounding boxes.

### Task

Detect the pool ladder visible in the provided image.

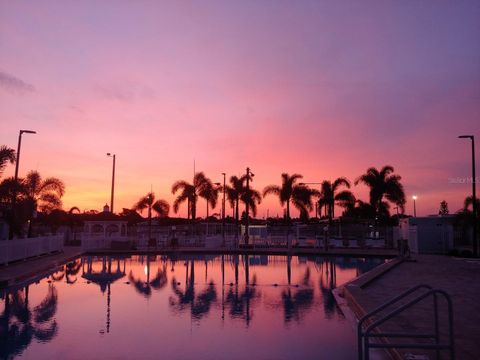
[357,284,455,360]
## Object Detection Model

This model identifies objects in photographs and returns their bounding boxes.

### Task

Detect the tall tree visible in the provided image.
[22,170,65,213]
[172,172,210,220]
[317,178,354,222]
[354,166,406,217]
[0,145,15,178]
[263,173,316,221]
[198,176,219,219]
[133,192,169,243]
[225,175,247,223]
[439,200,449,216]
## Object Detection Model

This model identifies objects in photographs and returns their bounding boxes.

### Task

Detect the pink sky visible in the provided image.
[1,1,479,217]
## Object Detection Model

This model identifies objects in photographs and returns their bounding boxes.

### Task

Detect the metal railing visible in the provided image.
[358,284,455,360]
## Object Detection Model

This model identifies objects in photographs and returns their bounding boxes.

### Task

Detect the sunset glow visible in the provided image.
[1,1,479,217]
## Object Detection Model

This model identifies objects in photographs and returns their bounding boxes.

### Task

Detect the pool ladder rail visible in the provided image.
[357,284,455,360]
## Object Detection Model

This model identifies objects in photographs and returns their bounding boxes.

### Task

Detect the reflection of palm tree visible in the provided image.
[319,260,339,318]
[225,274,258,326]
[281,267,314,323]
[128,265,168,298]
[0,284,58,359]
[169,261,217,320]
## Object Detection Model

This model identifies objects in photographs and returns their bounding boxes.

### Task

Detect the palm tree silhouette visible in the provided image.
[240,184,262,219]
[355,166,406,217]
[0,145,15,178]
[22,170,65,212]
[133,192,169,242]
[263,173,316,222]
[21,171,65,237]
[224,175,246,222]
[317,178,355,223]
[172,172,212,220]
[197,176,219,219]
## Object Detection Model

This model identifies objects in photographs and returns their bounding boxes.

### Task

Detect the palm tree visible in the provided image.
[0,145,15,178]
[22,171,65,213]
[354,166,406,217]
[225,175,247,223]
[133,192,169,242]
[263,173,316,221]
[240,185,262,219]
[21,171,65,237]
[172,172,210,220]
[317,178,355,222]
[197,176,219,219]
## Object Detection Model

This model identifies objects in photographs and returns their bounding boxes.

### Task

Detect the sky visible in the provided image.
[1,0,479,218]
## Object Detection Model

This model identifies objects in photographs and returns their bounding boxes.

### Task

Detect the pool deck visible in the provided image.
[0,246,397,288]
[337,254,480,360]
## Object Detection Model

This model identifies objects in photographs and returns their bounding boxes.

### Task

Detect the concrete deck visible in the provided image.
[341,255,480,360]
[0,246,83,288]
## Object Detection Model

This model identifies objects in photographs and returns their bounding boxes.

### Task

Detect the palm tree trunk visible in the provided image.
[286,200,290,223]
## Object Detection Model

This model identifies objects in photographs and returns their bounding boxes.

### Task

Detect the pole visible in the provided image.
[14,132,23,181]
[471,137,477,257]
[110,154,116,214]
[222,172,226,246]
[413,199,416,217]
[245,167,250,246]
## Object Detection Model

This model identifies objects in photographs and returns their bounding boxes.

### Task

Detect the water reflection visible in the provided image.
[0,254,386,359]
[0,284,58,359]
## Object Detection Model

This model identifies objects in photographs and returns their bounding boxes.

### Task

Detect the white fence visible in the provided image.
[0,235,64,265]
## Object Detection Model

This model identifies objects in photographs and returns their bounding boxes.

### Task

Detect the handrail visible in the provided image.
[357,284,432,360]
[359,288,454,360]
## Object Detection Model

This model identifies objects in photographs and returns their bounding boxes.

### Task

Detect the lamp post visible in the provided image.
[106,153,116,214]
[14,130,37,181]
[459,135,477,257]
[245,167,254,246]
[412,195,417,217]
[10,129,36,239]
[221,173,226,245]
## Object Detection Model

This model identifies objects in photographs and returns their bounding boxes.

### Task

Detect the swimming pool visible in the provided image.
[1,254,385,360]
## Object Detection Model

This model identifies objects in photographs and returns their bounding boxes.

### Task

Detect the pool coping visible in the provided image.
[332,256,405,360]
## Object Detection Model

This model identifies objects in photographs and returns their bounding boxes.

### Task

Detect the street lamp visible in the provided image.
[459,135,477,257]
[245,167,254,246]
[14,130,37,181]
[10,129,36,239]
[412,195,417,217]
[106,153,116,214]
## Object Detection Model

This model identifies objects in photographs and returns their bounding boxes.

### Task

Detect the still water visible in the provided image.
[1,255,385,360]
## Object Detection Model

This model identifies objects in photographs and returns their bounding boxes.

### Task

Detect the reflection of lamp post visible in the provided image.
[412,195,417,217]
[106,153,116,214]
[11,129,36,239]
[459,135,477,257]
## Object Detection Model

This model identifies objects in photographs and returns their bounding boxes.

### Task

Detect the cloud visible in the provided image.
[94,81,156,103]
[0,70,35,94]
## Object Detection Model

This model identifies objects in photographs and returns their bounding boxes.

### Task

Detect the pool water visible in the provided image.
[0,255,385,360]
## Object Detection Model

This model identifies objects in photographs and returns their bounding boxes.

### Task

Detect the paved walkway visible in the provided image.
[0,246,83,288]
[342,255,480,360]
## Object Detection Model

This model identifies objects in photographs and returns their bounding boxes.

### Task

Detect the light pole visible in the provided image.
[10,129,36,239]
[412,195,417,217]
[459,135,477,257]
[245,167,254,246]
[14,130,37,181]
[106,153,116,214]
[221,173,226,245]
